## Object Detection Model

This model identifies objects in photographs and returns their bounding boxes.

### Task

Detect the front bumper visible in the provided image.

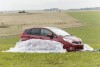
[69,45,83,51]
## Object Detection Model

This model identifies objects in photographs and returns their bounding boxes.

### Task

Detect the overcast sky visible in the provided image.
[0,0,100,11]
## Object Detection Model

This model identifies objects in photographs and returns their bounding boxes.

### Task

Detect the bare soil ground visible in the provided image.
[0,11,83,36]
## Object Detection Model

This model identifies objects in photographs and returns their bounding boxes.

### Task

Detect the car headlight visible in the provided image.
[63,37,73,43]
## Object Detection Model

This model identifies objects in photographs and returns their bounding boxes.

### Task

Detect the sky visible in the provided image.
[0,0,100,11]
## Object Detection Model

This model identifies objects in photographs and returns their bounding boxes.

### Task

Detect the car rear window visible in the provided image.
[24,29,31,34]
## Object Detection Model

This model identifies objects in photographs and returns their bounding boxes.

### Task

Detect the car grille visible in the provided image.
[72,41,82,45]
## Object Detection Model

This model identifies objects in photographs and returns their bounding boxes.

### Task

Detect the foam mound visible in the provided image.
[4,39,66,53]
[82,44,94,51]
[3,39,94,53]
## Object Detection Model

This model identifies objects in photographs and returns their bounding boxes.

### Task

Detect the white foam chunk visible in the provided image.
[4,39,66,53]
[82,44,94,51]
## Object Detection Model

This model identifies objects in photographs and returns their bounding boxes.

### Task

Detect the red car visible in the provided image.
[20,27,83,51]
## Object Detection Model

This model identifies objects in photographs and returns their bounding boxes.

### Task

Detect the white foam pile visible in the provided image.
[3,39,66,53]
[3,39,94,53]
[82,44,94,51]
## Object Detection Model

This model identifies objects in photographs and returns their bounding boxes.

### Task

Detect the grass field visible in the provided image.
[67,11,100,48]
[0,12,82,37]
[0,11,100,67]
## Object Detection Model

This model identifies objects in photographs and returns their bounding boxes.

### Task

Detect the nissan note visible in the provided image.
[20,27,83,51]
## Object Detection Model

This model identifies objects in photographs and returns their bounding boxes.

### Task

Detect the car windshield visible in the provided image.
[46,27,71,36]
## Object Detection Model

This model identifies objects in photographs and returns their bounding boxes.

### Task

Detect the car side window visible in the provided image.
[41,29,52,36]
[30,28,41,35]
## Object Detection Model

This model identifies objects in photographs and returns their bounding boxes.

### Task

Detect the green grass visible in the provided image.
[67,11,100,25]
[0,11,100,67]
[0,36,19,51]
[0,52,100,67]
[67,11,100,49]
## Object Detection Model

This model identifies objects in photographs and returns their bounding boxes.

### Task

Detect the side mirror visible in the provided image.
[47,34,54,39]
[47,34,51,37]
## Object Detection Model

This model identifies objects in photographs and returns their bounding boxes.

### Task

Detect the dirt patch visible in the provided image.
[0,11,84,36]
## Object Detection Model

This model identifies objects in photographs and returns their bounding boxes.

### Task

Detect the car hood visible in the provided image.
[64,36,82,42]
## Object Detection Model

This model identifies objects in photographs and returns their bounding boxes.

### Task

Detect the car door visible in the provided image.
[30,28,41,39]
[40,28,59,41]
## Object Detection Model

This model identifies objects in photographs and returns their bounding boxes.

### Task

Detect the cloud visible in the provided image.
[0,0,100,11]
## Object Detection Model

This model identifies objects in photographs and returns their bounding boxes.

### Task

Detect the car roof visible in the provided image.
[31,27,59,30]
[43,27,60,30]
